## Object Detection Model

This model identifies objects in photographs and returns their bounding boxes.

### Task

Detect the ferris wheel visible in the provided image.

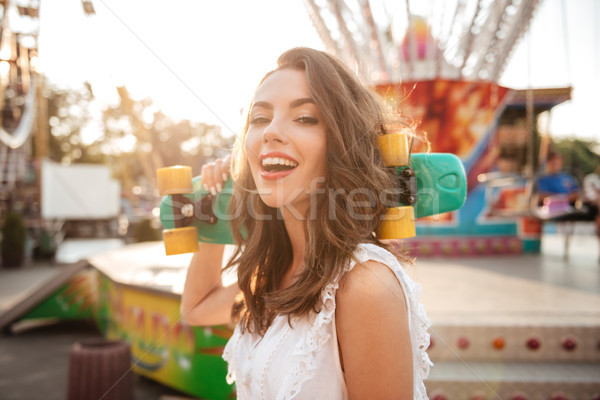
[303,0,543,84]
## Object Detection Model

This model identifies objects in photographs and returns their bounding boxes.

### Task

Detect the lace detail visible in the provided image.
[261,321,291,399]
[278,278,338,399]
[222,326,239,385]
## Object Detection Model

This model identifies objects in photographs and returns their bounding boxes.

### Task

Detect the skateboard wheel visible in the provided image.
[157,166,193,196]
[377,132,409,166]
[378,206,416,239]
[162,227,198,255]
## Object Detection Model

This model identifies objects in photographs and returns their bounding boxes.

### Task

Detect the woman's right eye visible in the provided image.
[249,116,270,125]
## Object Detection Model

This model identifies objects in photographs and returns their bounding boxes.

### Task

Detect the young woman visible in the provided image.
[181,47,432,399]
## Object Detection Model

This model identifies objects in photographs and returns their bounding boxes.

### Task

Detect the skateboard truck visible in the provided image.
[157,166,234,255]
[199,194,218,225]
[167,193,218,228]
[168,194,194,228]
[377,132,417,239]
[395,166,417,206]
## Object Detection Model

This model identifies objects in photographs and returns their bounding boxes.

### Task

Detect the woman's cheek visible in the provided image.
[245,144,264,189]
[244,133,260,165]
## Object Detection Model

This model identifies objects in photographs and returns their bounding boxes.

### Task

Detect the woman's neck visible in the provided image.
[281,209,307,288]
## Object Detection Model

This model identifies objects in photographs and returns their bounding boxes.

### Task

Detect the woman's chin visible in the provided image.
[255,194,311,219]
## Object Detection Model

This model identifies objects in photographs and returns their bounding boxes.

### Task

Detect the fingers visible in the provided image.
[212,159,224,194]
[201,156,231,195]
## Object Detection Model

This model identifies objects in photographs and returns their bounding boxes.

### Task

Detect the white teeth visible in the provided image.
[262,157,298,167]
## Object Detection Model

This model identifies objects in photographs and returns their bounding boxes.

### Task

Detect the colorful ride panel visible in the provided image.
[376,80,542,256]
[96,273,234,399]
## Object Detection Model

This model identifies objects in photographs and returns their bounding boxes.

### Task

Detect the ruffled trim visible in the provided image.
[406,272,434,398]
[222,326,238,385]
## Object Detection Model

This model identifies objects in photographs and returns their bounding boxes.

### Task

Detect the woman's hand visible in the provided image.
[201,155,231,195]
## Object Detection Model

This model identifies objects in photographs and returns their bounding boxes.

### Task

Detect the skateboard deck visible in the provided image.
[158,153,466,254]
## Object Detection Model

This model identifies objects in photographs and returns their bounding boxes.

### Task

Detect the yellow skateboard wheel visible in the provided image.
[378,206,416,239]
[377,132,409,166]
[157,166,193,196]
[162,227,198,255]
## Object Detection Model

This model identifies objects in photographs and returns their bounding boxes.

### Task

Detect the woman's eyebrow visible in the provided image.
[289,98,315,109]
[252,101,273,110]
[252,98,315,111]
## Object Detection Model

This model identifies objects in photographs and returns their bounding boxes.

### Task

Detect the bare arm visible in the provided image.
[336,260,413,399]
[180,243,239,326]
[180,155,240,326]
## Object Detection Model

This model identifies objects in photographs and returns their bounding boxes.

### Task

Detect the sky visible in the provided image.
[37,0,599,143]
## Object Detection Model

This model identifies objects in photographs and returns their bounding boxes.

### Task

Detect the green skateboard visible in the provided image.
[158,140,466,255]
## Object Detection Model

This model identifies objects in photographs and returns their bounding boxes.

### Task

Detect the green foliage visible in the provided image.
[1,212,26,267]
[553,138,600,181]
[103,86,233,177]
[46,82,105,165]
[45,83,233,205]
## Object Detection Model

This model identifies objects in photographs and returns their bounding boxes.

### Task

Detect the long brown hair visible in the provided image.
[226,47,403,334]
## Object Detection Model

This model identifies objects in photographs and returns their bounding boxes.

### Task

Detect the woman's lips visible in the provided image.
[259,152,298,181]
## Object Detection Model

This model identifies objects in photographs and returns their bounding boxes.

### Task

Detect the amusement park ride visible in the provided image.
[2,1,596,400]
[305,0,543,83]
[0,0,40,197]
[305,0,572,256]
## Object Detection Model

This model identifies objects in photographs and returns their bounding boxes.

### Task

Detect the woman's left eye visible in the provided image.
[295,116,319,125]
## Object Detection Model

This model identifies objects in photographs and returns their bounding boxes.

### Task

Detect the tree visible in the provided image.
[101,86,233,195]
[46,82,106,165]
[553,138,600,182]
[44,83,233,196]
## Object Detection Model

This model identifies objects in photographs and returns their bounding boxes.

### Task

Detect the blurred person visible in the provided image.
[538,152,600,258]
[537,151,581,205]
[583,165,600,248]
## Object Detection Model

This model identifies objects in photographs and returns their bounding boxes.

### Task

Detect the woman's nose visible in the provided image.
[262,118,288,145]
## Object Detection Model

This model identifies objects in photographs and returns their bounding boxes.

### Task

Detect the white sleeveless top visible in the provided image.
[222,243,433,399]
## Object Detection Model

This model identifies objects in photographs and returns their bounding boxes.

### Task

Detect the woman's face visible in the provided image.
[244,68,327,215]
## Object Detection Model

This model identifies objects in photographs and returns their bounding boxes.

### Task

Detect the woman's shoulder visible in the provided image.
[352,242,401,266]
[336,243,409,308]
[337,258,407,309]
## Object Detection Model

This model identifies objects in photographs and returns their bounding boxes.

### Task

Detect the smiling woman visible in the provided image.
[181,47,432,399]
